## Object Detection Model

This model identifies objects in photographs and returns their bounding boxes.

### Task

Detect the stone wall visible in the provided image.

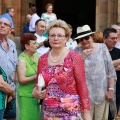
[0,0,120,35]
[0,0,35,36]
[96,0,118,31]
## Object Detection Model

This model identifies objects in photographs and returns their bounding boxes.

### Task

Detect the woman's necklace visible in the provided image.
[49,48,65,63]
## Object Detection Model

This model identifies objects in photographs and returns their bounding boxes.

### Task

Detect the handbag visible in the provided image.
[3,97,16,119]
[102,100,120,120]
[38,74,45,105]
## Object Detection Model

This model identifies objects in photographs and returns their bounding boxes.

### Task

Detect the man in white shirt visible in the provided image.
[34,19,49,56]
[29,6,40,33]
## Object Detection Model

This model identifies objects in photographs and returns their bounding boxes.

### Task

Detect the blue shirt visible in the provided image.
[21,23,30,35]
[0,13,14,28]
[0,38,18,90]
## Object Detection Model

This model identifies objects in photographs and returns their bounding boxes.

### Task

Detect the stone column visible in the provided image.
[96,0,108,31]
[0,0,5,14]
[96,0,118,31]
[118,0,120,24]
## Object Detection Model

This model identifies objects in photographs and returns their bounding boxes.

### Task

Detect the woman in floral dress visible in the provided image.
[32,20,91,120]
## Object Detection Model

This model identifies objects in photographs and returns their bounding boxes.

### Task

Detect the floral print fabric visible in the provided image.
[44,66,81,119]
[37,51,90,119]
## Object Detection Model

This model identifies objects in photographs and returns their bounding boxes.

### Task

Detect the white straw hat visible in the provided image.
[75,25,94,39]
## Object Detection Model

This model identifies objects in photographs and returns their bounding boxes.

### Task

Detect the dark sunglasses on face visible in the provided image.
[79,35,91,42]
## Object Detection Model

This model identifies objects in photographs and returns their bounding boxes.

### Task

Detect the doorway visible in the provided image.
[36,0,96,37]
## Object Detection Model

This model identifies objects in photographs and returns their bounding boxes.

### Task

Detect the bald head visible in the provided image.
[26,14,31,23]
[0,18,12,36]
[0,18,11,27]
[111,24,120,36]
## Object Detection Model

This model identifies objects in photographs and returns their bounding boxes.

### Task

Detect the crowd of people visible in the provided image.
[0,2,120,120]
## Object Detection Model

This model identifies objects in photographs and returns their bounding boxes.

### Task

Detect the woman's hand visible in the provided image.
[105,90,114,101]
[81,49,92,60]
[32,85,46,99]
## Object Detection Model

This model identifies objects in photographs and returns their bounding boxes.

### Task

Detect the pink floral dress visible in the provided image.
[36,51,90,120]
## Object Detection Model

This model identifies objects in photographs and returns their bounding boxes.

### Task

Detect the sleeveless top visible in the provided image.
[17,52,39,97]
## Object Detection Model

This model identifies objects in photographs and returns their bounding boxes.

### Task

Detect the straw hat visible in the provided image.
[75,25,94,39]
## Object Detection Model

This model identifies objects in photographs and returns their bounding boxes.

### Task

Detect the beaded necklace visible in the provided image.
[49,48,65,63]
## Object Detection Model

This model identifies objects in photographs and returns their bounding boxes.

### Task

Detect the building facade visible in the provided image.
[0,0,120,36]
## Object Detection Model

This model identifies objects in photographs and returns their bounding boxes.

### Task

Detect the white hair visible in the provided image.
[26,14,31,18]
[111,24,120,30]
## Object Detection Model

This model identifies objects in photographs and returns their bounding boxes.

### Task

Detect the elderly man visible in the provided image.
[21,14,32,35]
[34,19,49,56]
[0,18,17,120]
[0,7,15,40]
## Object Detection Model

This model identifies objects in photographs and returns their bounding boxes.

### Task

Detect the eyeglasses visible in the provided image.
[79,35,90,42]
[0,21,11,28]
[49,34,66,39]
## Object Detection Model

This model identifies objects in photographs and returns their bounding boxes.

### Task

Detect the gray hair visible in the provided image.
[29,6,36,13]
[6,7,13,13]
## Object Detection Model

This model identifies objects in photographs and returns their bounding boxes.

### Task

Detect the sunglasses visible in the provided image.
[79,35,91,42]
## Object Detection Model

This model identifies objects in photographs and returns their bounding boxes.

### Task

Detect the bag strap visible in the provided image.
[102,100,117,119]
[102,101,107,119]
[112,100,117,118]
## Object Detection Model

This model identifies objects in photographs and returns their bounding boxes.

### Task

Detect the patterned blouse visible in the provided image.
[41,12,57,27]
[74,43,116,104]
[36,50,90,118]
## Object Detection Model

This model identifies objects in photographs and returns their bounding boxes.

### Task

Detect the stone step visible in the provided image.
[14,37,22,56]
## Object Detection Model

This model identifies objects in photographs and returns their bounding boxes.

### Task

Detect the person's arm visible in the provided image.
[115,65,120,71]
[37,38,48,48]
[105,77,114,101]
[73,53,91,120]
[0,75,14,96]
[113,59,120,67]
[29,18,35,31]
[102,44,115,101]
[17,59,36,84]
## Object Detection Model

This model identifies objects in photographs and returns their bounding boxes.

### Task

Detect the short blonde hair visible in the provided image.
[93,31,103,43]
[46,19,71,39]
